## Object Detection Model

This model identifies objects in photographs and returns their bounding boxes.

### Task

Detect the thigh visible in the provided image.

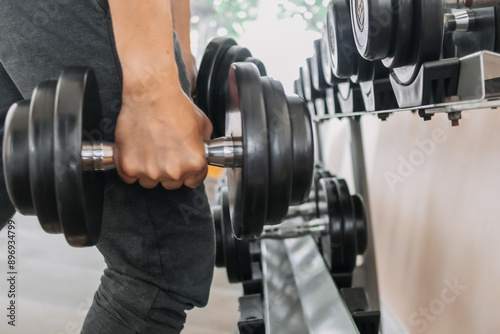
[0,0,122,140]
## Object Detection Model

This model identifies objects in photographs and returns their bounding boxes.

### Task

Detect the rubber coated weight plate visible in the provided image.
[196,37,237,120]
[212,46,252,138]
[213,205,225,268]
[244,57,267,76]
[293,79,302,97]
[312,39,330,91]
[261,77,293,225]
[222,188,252,283]
[495,7,500,53]
[2,101,35,215]
[352,194,367,255]
[287,95,315,205]
[381,0,414,68]
[300,59,315,101]
[320,177,342,271]
[331,177,357,273]
[29,81,62,233]
[350,56,375,83]
[226,63,269,239]
[297,68,307,100]
[327,0,357,79]
[351,0,393,60]
[392,0,443,85]
[221,189,240,282]
[54,67,103,247]
[320,33,335,86]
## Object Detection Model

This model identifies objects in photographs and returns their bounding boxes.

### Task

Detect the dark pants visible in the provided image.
[0,1,215,333]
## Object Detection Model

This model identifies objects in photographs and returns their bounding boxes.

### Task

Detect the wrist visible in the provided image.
[122,65,183,98]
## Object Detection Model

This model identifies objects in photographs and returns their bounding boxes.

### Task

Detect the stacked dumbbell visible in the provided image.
[349,0,500,108]
[298,0,500,114]
[294,4,399,119]
[214,166,368,289]
[2,38,315,247]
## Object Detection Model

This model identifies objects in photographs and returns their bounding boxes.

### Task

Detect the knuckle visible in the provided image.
[161,180,183,190]
[121,163,140,178]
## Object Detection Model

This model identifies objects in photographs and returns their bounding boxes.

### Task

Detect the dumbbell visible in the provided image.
[196,37,267,138]
[350,0,498,85]
[3,63,314,246]
[217,173,368,280]
[326,0,376,83]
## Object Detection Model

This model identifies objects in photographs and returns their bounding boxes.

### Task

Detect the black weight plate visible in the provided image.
[351,0,393,60]
[306,57,323,100]
[350,56,375,83]
[196,37,237,120]
[29,81,62,234]
[227,63,269,239]
[320,177,342,271]
[392,0,443,85]
[331,177,357,273]
[2,100,35,215]
[213,205,225,268]
[244,57,267,76]
[293,79,302,97]
[312,39,330,91]
[287,95,315,206]
[320,33,335,86]
[327,0,358,79]
[300,59,314,101]
[212,46,252,138]
[297,68,307,100]
[352,194,368,255]
[221,188,240,282]
[261,77,293,225]
[54,67,103,247]
[222,188,252,283]
[381,0,414,68]
[495,7,500,53]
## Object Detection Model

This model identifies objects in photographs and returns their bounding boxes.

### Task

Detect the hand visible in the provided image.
[113,85,213,190]
[183,51,197,98]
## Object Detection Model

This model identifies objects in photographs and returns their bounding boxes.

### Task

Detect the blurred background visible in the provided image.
[1,0,500,333]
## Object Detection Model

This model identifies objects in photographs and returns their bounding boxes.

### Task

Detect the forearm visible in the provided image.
[171,0,192,56]
[108,0,183,97]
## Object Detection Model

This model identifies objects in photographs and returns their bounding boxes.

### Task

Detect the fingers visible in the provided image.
[183,164,208,189]
[115,146,208,191]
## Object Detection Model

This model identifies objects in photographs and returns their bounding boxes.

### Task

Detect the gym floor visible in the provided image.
[0,177,241,334]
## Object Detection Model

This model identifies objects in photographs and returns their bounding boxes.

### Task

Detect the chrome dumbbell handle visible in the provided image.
[444,9,477,32]
[261,216,328,240]
[286,201,328,219]
[81,136,244,171]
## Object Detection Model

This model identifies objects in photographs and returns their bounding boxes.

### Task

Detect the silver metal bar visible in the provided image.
[445,9,476,32]
[349,119,381,318]
[284,236,360,334]
[262,217,328,239]
[205,137,243,168]
[81,136,243,171]
[81,141,115,171]
[287,201,327,219]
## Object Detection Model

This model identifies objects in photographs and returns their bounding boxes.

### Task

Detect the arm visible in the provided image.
[108,0,212,190]
[171,0,197,97]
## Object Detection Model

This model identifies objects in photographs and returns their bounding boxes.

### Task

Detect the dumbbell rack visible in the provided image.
[276,53,500,334]
[313,51,500,121]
